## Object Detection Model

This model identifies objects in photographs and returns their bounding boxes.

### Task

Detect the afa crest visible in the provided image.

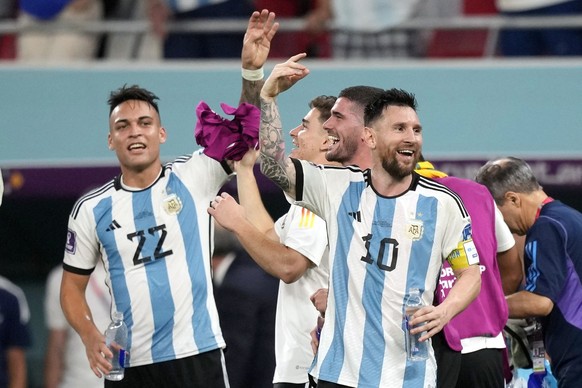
[406,220,424,241]
[163,193,183,215]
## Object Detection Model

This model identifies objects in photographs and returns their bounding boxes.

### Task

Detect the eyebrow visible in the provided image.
[114,115,153,124]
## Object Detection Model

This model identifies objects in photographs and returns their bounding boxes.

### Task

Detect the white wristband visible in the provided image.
[241,67,264,81]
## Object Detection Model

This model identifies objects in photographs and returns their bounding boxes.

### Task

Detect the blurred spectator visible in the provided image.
[43,262,110,388]
[147,0,254,59]
[17,0,103,62]
[496,0,582,56]
[212,223,278,388]
[323,0,424,58]
[253,0,332,58]
[0,0,17,60]
[0,276,31,388]
[99,0,162,60]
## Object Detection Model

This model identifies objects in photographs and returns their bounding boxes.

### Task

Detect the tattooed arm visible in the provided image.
[259,53,310,197]
[239,9,279,107]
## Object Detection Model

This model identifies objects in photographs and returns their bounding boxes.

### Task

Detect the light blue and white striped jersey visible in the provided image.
[292,159,476,388]
[63,151,232,367]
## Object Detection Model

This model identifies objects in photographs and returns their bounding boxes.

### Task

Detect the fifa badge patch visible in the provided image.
[163,193,182,215]
[66,229,77,254]
[406,219,424,241]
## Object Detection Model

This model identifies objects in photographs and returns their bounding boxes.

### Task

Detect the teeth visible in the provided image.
[399,150,413,155]
[129,143,145,150]
[328,136,339,145]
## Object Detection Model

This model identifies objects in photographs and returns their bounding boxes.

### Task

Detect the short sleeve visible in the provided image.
[1,286,32,348]
[494,204,515,253]
[275,206,328,267]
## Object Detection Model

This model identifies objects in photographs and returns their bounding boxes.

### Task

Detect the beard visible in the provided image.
[381,154,418,179]
[326,136,359,164]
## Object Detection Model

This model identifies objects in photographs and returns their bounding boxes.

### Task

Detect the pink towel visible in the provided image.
[194,101,260,161]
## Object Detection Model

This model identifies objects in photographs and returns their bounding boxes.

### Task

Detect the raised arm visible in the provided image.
[259,53,310,197]
[240,9,279,107]
[209,150,314,283]
[60,271,111,378]
[235,148,277,236]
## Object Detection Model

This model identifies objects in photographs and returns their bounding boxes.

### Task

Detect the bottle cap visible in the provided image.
[113,311,124,320]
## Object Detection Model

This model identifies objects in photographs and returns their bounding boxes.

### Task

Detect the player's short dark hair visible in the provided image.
[309,95,337,123]
[338,86,384,113]
[108,84,161,118]
[364,88,417,126]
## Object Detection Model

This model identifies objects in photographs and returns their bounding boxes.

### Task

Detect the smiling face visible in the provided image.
[289,108,329,163]
[108,99,166,180]
[370,105,422,179]
[323,97,366,165]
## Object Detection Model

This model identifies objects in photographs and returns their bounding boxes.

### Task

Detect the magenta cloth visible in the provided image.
[194,101,260,161]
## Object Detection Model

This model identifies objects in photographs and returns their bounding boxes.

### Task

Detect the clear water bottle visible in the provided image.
[404,288,428,361]
[104,311,128,381]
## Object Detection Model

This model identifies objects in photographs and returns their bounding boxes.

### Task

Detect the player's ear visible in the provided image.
[363,126,376,149]
[159,127,167,144]
[107,133,114,150]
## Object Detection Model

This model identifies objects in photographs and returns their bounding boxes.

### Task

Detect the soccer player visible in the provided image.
[209,57,384,387]
[59,10,279,387]
[476,156,582,386]
[255,55,482,387]
[209,93,337,387]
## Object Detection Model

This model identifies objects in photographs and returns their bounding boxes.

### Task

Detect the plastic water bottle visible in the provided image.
[404,288,428,361]
[104,311,128,381]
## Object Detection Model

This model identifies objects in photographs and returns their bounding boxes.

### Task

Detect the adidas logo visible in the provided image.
[348,211,361,222]
[106,220,121,232]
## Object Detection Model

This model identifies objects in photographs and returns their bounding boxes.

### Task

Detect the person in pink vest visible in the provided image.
[416,158,522,388]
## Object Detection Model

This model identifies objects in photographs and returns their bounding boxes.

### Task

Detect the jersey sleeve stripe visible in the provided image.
[291,158,304,201]
[63,262,95,276]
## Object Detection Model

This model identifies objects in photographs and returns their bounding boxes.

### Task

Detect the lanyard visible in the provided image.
[535,197,554,220]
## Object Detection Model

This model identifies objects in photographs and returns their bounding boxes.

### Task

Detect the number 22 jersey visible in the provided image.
[63,151,231,367]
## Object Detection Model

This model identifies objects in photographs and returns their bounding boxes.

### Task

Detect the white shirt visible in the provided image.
[273,204,329,384]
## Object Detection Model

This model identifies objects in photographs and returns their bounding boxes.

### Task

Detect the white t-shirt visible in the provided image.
[272,204,329,384]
